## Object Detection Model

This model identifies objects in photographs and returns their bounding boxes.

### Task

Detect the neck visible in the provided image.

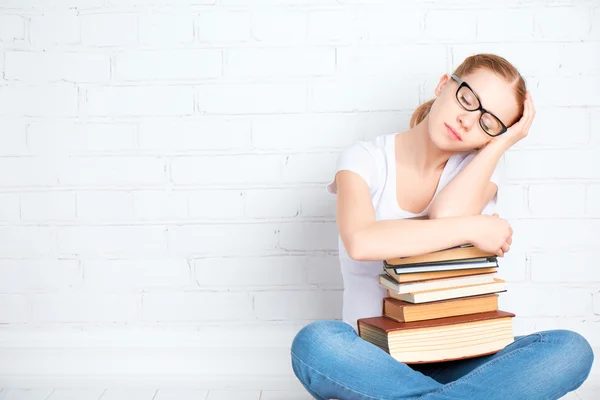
[397,115,454,173]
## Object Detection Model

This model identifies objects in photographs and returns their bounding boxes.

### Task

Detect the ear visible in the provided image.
[434,74,451,97]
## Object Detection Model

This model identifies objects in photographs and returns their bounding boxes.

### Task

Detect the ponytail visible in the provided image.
[409,99,435,128]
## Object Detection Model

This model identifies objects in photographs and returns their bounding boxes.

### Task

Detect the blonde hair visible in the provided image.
[410,53,526,128]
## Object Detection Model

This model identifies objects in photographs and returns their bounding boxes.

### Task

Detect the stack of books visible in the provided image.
[357,244,515,364]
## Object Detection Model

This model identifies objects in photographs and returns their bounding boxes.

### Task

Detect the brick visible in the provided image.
[504,150,599,180]
[0,260,81,293]
[0,295,29,323]
[495,184,529,219]
[528,183,586,217]
[196,11,252,43]
[57,157,166,186]
[21,191,77,221]
[132,190,189,220]
[139,118,251,151]
[139,14,195,45]
[0,84,78,117]
[251,11,307,44]
[253,290,342,320]
[188,190,244,219]
[245,189,300,218]
[336,45,447,77]
[0,118,27,155]
[57,226,167,257]
[587,184,600,216]
[310,78,419,112]
[142,292,253,322]
[206,391,260,400]
[424,10,477,42]
[358,8,423,43]
[278,222,338,251]
[0,390,51,399]
[0,157,59,187]
[476,8,534,42]
[29,13,80,45]
[514,108,589,149]
[307,10,361,43]
[508,219,600,251]
[534,6,591,41]
[5,52,110,83]
[167,224,278,256]
[114,50,222,81]
[0,193,20,222]
[27,121,138,153]
[46,389,106,400]
[536,77,600,107]
[0,227,55,257]
[282,153,337,183]
[499,284,592,317]
[170,155,281,185]
[494,251,527,283]
[193,256,307,287]
[226,48,335,78]
[86,86,194,116]
[81,14,138,46]
[31,293,139,322]
[100,390,158,400]
[0,15,25,41]
[251,114,363,150]
[559,43,600,76]
[108,0,214,4]
[197,83,307,114]
[76,191,132,221]
[531,252,600,283]
[84,259,190,290]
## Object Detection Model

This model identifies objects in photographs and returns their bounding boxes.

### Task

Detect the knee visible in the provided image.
[543,329,594,378]
[291,320,354,362]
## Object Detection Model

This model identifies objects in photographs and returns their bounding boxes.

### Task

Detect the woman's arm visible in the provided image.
[427,142,505,219]
[335,170,477,261]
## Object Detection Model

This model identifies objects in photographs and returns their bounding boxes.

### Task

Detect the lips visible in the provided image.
[445,123,462,141]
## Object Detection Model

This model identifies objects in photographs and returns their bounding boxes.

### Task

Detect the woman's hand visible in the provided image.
[467,213,513,257]
[488,90,536,151]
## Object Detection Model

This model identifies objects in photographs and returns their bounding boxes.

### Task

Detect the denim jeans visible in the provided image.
[291,320,594,400]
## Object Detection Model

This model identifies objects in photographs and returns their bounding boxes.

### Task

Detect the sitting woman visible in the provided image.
[290,53,594,400]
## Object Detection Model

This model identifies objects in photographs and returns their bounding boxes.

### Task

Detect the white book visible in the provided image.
[378,272,496,294]
[388,278,506,304]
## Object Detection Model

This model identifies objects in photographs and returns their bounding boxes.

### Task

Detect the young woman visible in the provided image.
[290,54,594,400]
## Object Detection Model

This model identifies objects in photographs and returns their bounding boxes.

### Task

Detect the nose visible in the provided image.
[457,111,480,132]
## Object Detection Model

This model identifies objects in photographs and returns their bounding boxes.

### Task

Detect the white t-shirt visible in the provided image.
[326,132,503,333]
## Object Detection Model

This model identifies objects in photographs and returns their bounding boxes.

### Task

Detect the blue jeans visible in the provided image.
[291,320,594,400]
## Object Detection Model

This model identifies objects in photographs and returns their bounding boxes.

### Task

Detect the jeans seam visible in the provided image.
[291,350,387,400]
[417,333,544,400]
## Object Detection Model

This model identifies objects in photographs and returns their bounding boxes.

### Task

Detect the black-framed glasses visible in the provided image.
[450,74,507,137]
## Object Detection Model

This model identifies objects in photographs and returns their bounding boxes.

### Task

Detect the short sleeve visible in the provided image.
[326,140,381,195]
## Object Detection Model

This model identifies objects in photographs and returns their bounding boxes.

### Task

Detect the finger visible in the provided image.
[497,249,504,258]
[492,213,499,217]
[506,236,512,245]
[502,243,510,253]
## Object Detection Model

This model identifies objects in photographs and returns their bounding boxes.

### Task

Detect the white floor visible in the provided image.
[0,389,315,400]
[0,388,594,399]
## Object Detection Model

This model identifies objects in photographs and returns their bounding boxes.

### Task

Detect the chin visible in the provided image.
[431,129,465,152]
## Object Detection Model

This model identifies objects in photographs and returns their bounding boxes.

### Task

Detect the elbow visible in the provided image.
[344,232,371,261]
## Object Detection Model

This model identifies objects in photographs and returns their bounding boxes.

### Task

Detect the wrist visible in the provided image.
[458,215,478,244]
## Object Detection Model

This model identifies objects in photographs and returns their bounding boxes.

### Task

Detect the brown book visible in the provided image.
[383,293,499,323]
[385,267,498,283]
[386,244,496,267]
[357,310,515,364]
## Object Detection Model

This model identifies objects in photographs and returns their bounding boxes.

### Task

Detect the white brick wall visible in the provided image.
[0,0,599,394]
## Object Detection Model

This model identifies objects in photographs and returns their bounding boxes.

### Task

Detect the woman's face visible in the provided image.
[428,68,521,152]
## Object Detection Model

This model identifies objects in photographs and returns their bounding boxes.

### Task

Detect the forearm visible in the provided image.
[347,216,474,262]
[428,142,506,218]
